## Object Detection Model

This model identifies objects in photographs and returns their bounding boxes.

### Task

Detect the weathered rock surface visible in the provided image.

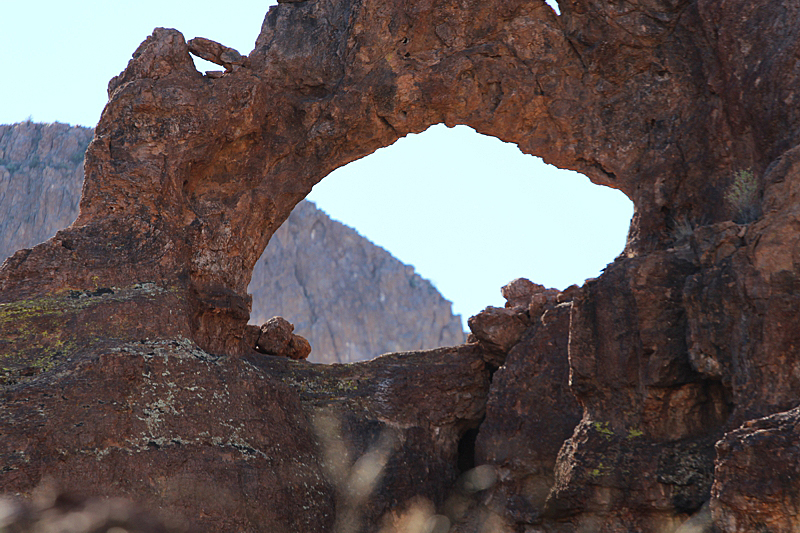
[0,338,335,533]
[1,0,800,531]
[0,336,491,533]
[187,37,249,72]
[0,123,465,364]
[467,287,582,529]
[712,406,800,533]
[468,307,529,357]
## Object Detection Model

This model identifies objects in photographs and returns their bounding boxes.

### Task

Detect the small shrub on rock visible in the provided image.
[725,169,760,223]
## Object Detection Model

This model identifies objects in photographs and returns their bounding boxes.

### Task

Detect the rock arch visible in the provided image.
[2,1,800,531]
[2,0,750,355]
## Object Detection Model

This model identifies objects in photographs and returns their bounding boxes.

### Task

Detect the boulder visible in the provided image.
[467,306,528,358]
[255,316,312,360]
[187,37,248,72]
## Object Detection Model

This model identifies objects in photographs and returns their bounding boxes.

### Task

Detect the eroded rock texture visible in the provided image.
[0,336,491,533]
[0,123,464,364]
[469,284,582,528]
[1,0,800,531]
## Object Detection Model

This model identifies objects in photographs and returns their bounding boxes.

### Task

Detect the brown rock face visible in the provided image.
[187,37,249,72]
[0,339,336,533]
[468,306,529,357]
[2,0,800,531]
[470,294,582,528]
[712,406,800,533]
[546,250,728,530]
[0,337,491,533]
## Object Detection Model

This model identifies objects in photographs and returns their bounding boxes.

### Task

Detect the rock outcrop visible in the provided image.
[2,0,800,532]
[468,282,582,529]
[0,335,491,533]
[0,122,465,364]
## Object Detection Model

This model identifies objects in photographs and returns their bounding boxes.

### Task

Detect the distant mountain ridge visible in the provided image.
[0,121,465,363]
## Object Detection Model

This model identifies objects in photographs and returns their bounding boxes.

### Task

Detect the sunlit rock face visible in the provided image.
[1,0,800,531]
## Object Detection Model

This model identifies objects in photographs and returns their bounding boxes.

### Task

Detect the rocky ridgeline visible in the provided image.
[0,122,464,363]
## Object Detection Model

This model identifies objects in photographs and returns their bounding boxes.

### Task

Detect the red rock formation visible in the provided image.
[0,337,490,532]
[712,406,800,533]
[468,284,582,528]
[1,0,800,531]
[0,3,729,352]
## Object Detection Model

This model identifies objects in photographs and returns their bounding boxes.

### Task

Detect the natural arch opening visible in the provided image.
[247,125,633,364]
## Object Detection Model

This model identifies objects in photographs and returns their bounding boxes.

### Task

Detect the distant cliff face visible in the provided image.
[0,122,90,259]
[0,122,464,363]
[251,200,466,362]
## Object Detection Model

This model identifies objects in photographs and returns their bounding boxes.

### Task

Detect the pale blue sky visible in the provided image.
[1,0,632,328]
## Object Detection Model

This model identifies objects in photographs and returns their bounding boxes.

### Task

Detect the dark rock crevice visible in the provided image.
[456,424,482,475]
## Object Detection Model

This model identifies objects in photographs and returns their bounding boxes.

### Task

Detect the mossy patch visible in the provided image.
[282,374,362,398]
[0,283,183,385]
[593,421,614,440]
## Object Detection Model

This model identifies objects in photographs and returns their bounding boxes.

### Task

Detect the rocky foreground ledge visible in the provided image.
[2,0,800,531]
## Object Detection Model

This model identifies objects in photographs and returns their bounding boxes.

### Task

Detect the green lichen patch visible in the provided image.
[0,283,186,386]
[281,373,364,400]
[589,462,613,479]
[0,294,91,384]
[626,427,644,440]
[593,421,615,440]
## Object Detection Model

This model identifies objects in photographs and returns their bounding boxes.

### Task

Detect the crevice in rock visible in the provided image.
[457,421,483,474]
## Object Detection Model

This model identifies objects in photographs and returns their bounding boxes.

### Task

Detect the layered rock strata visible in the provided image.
[1,0,800,532]
[0,123,465,364]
